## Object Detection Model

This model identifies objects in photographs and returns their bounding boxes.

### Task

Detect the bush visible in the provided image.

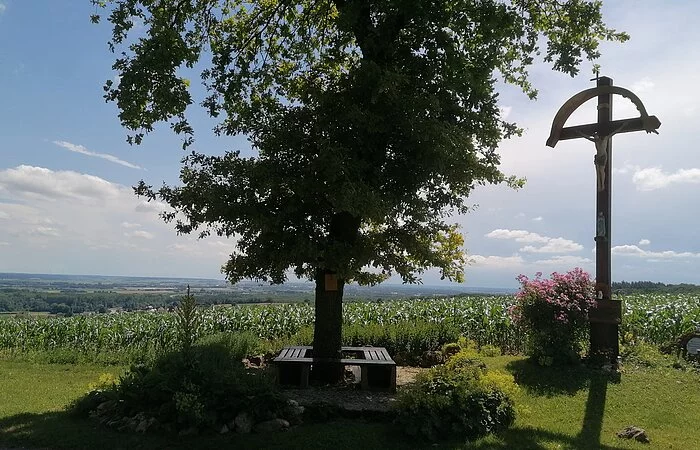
[72,333,285,433]
[342,321,460,365]
[395,352,516,442]
[621,340,693,370]
[510,268,595,365]
[72,283,282,435]
[479,344,502,357]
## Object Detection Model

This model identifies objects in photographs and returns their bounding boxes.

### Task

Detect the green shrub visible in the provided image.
[175,286,201,354]
[72,332,284,433]
[441,342,461,357]
[395,352,516,442]
[445,348,484,371]
[196,331,260,361]
[621,340,691,370]
[510,269,595,365]
[479,344,502,357]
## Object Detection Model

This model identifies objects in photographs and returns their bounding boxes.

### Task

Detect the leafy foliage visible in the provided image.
[175,286,200,353]
[396,350,516,442]
[510,268,596,365]
[90,0,627,288]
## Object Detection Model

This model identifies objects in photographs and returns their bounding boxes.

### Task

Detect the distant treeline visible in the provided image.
[0,289,312,315]
[612,281,700,295]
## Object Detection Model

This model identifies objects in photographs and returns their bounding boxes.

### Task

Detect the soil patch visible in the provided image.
[282,366,426,415]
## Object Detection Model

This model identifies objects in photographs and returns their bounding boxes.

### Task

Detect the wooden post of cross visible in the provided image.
[546,76,661,365]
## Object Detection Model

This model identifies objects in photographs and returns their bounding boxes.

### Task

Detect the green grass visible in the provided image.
[1,357,699,449]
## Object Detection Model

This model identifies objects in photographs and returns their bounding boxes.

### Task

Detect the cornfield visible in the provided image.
[1,294,698,356]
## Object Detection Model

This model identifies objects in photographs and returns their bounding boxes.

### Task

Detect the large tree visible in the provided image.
[93,0,626,382]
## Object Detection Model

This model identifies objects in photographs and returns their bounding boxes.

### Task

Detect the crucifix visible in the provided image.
[546,76,661,364]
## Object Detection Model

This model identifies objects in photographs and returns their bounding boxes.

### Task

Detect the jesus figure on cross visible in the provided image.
[578,122,628,191]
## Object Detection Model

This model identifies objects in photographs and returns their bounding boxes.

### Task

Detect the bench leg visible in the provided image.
[389,365,397,393]
[360,366,369,390]
[301,363,310,388]
[362,365,397,392]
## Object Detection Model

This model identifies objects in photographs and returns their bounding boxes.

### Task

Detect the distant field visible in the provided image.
[0,311,53,318]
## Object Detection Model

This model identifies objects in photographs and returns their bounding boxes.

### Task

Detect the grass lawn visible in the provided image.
[1,357,698,449]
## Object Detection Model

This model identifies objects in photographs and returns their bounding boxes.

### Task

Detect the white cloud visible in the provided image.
[469,253,592,271]
[632,167,700,191]
[638,239,651,246]
[31,226,60,237]
[533,255,593,266]
[0,3,6,14]
[121,222,142,229]
[631,77,655,94]
[53,140,143,170]
[0,242,9,246]
[613,163,640,175]
[0,211,8,219]
[486,229,583,254]
[612,245,700,260]
[499,106,512,120]
[532,216,543,222]
[521,237,584,253]
[125,230,154,240]
[486,229,549,244]
[470,254,525,268]
[135,200,169,213]
[0,165,123,203]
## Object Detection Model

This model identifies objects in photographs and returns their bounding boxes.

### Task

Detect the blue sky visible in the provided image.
[1,1,699,288]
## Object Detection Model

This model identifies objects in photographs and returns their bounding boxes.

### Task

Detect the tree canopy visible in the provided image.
[92,0,627,286]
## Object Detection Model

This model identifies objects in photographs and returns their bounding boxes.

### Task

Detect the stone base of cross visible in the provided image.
[547,76,660,364]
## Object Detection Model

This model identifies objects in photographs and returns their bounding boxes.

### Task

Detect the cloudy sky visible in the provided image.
[1,1,699,288]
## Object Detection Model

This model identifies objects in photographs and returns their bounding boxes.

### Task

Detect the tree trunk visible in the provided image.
[311,269,345,384]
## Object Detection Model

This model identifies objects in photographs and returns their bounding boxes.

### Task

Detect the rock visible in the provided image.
[96,400,117,416]
[344,367,357,383]
[135,418,149,433]
[135,416,158,433]
[249,355,263,366]
[420,350,444,368]
[617,426,650,443]
[220,424,230,434]
[234,412,253,434]
[254,418,290,433]
[179,426,199,436]
[283,399,305,425]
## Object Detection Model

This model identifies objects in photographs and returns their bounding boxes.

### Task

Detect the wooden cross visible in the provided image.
[546,76,661,364]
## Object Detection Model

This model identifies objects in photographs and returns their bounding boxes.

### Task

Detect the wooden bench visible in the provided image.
[273,346,397,392]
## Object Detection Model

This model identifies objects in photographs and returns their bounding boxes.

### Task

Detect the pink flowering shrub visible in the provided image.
[510,268,596,365]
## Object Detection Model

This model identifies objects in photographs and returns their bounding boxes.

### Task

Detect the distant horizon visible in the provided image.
[0,271,694,290]
[0,271,514,291]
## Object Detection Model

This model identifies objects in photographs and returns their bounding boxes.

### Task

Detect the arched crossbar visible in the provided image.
[546,85,660,148]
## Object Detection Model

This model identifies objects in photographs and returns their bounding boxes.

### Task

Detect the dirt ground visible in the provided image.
[281,366,426,413]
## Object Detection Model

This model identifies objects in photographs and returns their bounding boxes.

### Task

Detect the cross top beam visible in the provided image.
[546,85,661,148]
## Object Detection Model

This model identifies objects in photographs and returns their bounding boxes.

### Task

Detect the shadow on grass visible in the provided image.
[0,411,422,450]
[470,425,627,450]
[501,358,622,450]
[505,358,620,396]
[0,411,164,450]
